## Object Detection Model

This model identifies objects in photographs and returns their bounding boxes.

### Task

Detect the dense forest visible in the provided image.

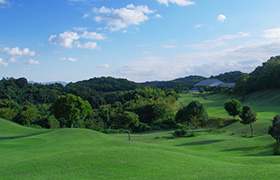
[0,77,179,132]
[234,56,280,95]
[1,56,279,132]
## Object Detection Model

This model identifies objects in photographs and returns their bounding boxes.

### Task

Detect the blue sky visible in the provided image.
[1,0,280,82]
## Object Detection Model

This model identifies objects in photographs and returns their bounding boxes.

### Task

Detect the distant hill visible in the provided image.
[142,71,244,89]
[66,76,143,93]
[234,56,280,95]
[210,71,244,83]
[143,75,205,89]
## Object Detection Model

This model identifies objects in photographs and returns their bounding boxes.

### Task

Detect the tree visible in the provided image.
[224,99,242,119]
[175,100,208,130]
[268,115,280,148]
[50,94,92,128]
[239,105,257,136]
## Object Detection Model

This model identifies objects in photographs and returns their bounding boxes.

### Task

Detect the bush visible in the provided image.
[273,146,280,155]
[173,128,188,137]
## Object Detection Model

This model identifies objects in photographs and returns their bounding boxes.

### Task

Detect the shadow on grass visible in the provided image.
[0,130,53,140]
[223,143,275,156]
[176,139,225,146]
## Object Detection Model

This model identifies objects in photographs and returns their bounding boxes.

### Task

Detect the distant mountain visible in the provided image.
[29,81,68,86]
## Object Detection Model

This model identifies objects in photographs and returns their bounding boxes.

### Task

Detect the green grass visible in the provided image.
[178,90,280,120]
[177,92,231,117]
[1,118,280,179]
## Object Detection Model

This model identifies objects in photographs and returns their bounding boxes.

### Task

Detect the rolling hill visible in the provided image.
[1,117,280,179]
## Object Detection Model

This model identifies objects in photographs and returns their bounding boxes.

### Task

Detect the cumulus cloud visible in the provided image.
[75,41,101,50]
[81,31,106,40]
[1,47,36,56]
[157,0,195,6]
[59,57,78,62]
[26,59,40,65]
[48,30,105,49]
[93,4,155,31]
[217,14,226,22]
[48,31,80,48]
[0,58,8,67]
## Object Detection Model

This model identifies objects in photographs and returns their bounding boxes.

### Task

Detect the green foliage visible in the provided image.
[143,75,205,89]
[50,94,92,128]
[239,105,257,135]
[13,104,40,126]
[175,100,208,128]
[113,111,140,129]
[173,128,188,137]
[210,71,244,83]
[234,56,280,95]
[224,99,242,119]
[268,115,280,148]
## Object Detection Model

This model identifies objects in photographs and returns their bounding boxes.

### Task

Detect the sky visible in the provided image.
[1,0,280,83]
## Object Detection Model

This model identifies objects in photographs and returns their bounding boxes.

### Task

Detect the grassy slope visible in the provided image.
[177,90,280,120]
[1,118,280,179]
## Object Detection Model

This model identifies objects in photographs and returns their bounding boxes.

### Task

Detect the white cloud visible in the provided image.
[116,40,280,82]
[0,58,8,67]
[98,64,109,68]
[59,57,78,62]
[93,6,112,13]
[26,59,40,65]
[188,32,250,50]
[93,4,155,31]
[0,0,9,8]
[194,24,203,28]
[217,14,226,22]
[81,31,106,40]
[48,30,104,49]
[75,41,101,50]
[8,57,17,63]
[155,14,163,19]
[263,28,280,39]
[0,0,7,4]
[1,47,36,56]
[48,31,80,48]
[73,27,87,31]
[157,0,195,6]
[83,14,90,18]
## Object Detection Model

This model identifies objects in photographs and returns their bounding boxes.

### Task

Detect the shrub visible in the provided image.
[173,128,188,137]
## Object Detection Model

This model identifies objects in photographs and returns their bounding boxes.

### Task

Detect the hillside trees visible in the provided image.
[175,101,208,130]
[234,56,280,95]
[50,94,92,128]
[224,99,242,119]
[239,106,257,136]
